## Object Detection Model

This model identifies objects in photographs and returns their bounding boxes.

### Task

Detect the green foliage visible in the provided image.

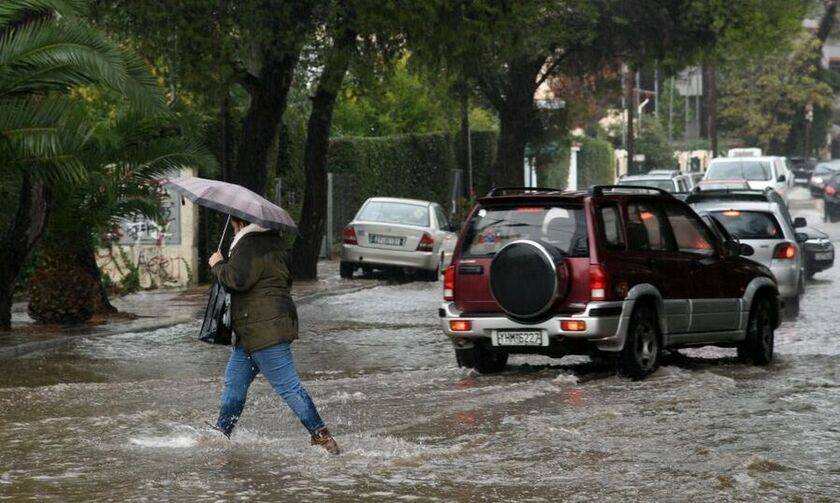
[328,132,456,212]
[636,117,677,170]
[578,137,615,189]
[333,57,461,137]
[718,33,834,153]
[456,130,498,197]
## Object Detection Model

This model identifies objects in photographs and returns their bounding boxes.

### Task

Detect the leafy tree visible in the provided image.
[0,0,162,330]
[636,117,677,170]
[27,105,216,323]
[718,33,834,153]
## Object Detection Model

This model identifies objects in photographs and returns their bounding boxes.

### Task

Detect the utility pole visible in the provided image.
[668,77,674,143]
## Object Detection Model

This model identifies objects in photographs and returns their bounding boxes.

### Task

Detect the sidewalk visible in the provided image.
[0,260,378,359]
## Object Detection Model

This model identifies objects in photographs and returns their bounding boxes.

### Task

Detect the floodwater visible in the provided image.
[2,189,839,502]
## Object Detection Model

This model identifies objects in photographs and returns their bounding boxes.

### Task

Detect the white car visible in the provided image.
[340,197,458,280]
[704,156,792,201]
[690,197,806,316]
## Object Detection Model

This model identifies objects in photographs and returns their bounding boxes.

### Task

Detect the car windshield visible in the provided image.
[711,210,782,239]
[618,179,674,191]
[707,161,773,181]
[814,163,840,175]
[461,205,588,257]
[357,201,429,227]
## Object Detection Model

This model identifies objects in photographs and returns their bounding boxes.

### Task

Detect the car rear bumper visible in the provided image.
[341,244,438,271]
[771,261,801,298]
[439,300,631,353]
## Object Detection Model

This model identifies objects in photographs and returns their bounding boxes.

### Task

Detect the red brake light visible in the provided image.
[515,207,544,212]
[722,210,741,217]
[342,225,357,245]
[561,320,587,332]
[443,265,455,301]
[417,232,434,252]
[773,243,796,260]
[827,185,837,196]
[449,320,472,332]
[590,264,608,301]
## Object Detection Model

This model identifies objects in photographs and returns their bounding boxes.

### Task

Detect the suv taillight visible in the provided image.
[417,232,434,252]
[773,242,797,260]
[443,265,455,300]
[590,264,608,301]
[342,225,357,245]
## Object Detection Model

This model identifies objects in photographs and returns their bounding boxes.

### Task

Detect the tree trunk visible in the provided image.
[78,240,118,314]
[487,57,545,188]
[704,64,718,157]
[292,28,357,280]
[232,53,302,195]
[0,175,49,330]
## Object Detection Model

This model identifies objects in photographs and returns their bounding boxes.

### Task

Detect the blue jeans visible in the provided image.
[216,343,325,436]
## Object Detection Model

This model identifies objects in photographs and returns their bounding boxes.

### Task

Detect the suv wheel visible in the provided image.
[418,263,440,282]
[737,296,774,365]
[339,261,354,279]
[618,305,661,379]
[455,345,508,374]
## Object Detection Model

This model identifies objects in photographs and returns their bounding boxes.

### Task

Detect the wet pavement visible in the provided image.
[2,189,840,501]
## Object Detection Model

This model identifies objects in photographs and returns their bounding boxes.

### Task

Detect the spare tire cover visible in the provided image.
[489,240,568,321]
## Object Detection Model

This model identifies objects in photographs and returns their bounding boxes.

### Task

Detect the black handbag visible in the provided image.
[198,282,232,345]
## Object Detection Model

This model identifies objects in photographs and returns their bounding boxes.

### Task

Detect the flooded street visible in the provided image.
[2,191,840,502]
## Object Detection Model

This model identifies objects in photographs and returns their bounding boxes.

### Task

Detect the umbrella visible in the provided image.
[164,175,297,250]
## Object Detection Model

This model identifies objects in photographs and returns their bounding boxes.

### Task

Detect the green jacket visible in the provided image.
[211,229,298,352]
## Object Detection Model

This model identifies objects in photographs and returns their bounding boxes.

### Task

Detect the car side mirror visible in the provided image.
[778,174,786,182]
[722,240,740,258]
[739,243,755,257]
[795,232,808,244]
[793,217,807,228]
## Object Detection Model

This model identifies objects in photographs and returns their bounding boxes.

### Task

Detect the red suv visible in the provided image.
[440,186,782,379]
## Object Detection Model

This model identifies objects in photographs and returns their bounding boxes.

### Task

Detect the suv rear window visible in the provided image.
[711,210,782,239]
[358,201,429,227]
[707,161,772,181]
[461,205,588,257]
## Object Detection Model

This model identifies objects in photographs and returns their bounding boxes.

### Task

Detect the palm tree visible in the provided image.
[0,0,163,329]
[28,107,217,323]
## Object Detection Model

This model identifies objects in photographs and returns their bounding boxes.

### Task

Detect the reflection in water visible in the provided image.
[2,202,840,501]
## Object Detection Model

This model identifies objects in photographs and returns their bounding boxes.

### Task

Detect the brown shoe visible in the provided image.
[311,427,340,455]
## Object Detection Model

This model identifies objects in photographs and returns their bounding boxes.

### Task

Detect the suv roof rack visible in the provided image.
[685,188,776,204]
[589,185,674,197]
[485,186,562,197]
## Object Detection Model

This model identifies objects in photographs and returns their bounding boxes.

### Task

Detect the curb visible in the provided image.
[0,282,382,359]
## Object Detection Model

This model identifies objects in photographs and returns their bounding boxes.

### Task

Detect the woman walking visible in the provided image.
[208,216,339,454]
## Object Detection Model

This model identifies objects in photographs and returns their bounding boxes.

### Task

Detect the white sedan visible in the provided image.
[339,197,458,281]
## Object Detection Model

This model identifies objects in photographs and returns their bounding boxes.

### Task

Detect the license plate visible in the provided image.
[370,234,404,246]
[493,330,546,346]
[815,252,833,260]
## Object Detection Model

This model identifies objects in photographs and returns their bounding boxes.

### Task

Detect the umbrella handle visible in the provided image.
[217,214,231,254]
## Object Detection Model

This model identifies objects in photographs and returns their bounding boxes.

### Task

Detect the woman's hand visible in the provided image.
[209,251,224,268]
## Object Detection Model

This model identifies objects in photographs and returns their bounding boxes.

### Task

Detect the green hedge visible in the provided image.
[577,136,615,188]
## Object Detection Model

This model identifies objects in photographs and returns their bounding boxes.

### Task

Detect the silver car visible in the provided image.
[690,199,806,316]
[339,197,457,280]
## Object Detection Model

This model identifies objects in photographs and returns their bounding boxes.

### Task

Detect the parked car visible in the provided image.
[808,161,840,197]
[340,197,457,280]
[788,157,817,185]
[704,156,792,201]
[694,178,751,191]
[618,170,694,194]
[440,186,782,378]
[688,190,806,316]
[823,171,840,222]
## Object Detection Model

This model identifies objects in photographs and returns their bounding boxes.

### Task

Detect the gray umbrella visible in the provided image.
[165,176,297,247]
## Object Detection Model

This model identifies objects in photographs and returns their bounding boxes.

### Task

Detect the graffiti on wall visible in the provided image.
[117,186,182,245]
